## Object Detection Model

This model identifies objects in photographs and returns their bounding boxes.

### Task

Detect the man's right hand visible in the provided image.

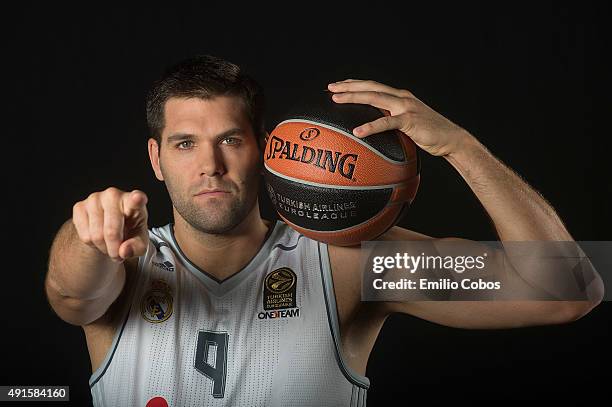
[72,188,149,262]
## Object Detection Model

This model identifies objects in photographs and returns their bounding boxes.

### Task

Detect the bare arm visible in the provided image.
[375,231,595,329]
[45,220,126,325]
[327,79,604,329]
[443,136,603,307]
[446,136,572,242]
[45,188,149,326]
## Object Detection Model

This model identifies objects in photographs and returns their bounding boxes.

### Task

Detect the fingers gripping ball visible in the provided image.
[264,92,420,246]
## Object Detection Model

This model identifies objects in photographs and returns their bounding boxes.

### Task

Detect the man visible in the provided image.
[45,55,603,406]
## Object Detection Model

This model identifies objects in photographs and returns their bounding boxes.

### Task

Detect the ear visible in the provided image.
[148,138,164,181]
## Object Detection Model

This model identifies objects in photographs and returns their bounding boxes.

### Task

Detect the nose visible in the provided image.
[198,144,226,177]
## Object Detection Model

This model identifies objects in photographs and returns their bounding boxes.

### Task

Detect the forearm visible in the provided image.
[46,219,125,301]
[444,134,603,306]
[445,133,573,241]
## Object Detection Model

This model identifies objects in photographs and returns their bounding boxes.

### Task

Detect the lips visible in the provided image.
[194,189,229,197]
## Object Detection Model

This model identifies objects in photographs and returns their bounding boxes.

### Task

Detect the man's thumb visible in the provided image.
[119,237,147,259]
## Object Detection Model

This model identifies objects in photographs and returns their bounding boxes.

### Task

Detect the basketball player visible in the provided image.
[45,55,603,406]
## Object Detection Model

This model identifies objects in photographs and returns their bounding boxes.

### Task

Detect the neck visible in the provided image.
[172,202,272,281]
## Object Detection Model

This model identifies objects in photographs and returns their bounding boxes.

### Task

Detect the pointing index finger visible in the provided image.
[122,190,148,218]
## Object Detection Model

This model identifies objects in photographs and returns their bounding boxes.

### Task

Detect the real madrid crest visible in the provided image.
[141,279,174,323]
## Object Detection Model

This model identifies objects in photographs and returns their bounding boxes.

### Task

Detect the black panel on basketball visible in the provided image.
[264,168,392,231]
[283,91,407,162]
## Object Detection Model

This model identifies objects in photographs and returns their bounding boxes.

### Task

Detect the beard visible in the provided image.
[163,170,260,235]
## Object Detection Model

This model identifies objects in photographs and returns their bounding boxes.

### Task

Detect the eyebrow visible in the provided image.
[166,128,245,144]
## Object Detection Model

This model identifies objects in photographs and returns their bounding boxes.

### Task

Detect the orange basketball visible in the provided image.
[263,91,420,246]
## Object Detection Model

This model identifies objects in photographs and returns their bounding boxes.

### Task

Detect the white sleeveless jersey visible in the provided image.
[89,220,370,406]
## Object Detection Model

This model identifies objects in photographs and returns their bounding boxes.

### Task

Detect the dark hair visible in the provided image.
[146,55,265,148]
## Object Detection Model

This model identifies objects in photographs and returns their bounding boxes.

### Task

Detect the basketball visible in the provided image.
[263,91,420,246]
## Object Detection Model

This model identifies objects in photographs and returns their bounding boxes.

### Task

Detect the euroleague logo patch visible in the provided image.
[141,279,174,324]
[259,267,300,320]
[266,267,296,295]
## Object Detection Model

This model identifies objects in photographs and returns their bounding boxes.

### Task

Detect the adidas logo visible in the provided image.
[152,260,175,272]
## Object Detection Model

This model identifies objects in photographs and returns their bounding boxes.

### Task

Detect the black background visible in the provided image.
[4,3,610,406]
